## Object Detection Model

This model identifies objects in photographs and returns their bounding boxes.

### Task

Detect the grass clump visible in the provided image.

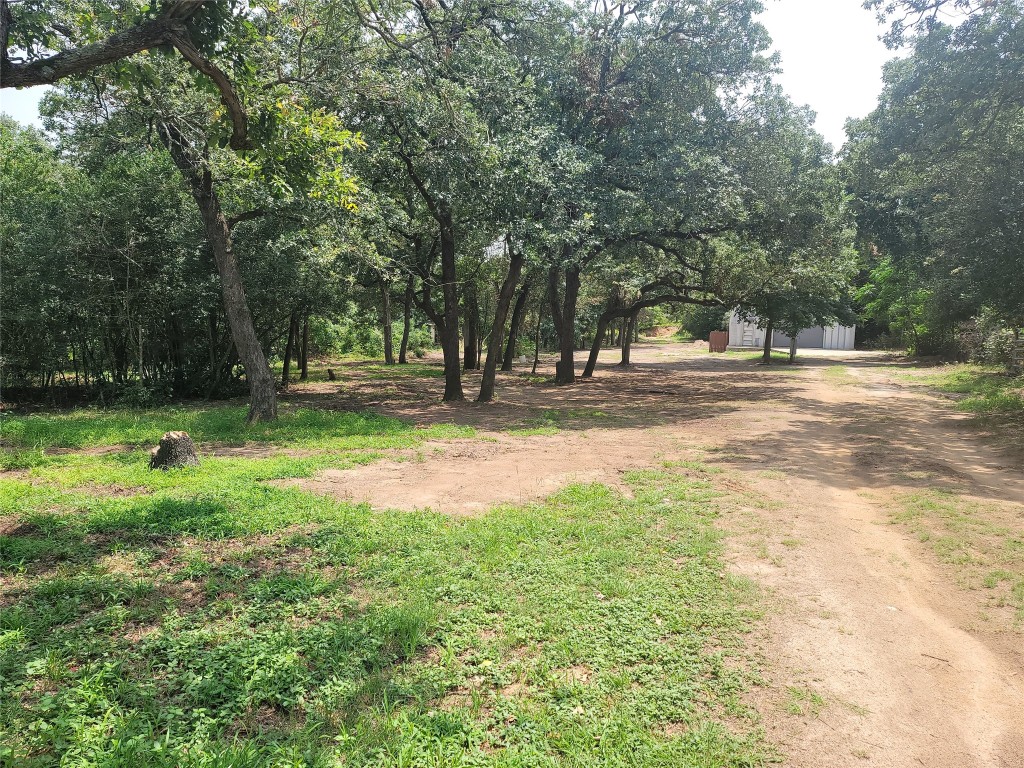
[890,489,1024,620]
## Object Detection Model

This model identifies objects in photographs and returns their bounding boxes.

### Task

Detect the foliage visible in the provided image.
[680,306,730,342]
[845,1,1024,358]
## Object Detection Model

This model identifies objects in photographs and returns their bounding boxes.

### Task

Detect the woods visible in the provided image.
[1,0,863,417]
[848,0,1024,360]
[5,2,1024,767]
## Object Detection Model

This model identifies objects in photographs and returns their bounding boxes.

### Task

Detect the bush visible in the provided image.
[307,316,384,358]
[680,305,729,341]
[954,310,1021,366]
[404,324,435,353]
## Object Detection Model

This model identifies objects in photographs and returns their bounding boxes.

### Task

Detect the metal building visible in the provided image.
[728,311,856,351]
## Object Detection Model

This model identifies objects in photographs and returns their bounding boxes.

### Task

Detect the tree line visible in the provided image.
[3,0,1015,421]
[847,0,1024,359]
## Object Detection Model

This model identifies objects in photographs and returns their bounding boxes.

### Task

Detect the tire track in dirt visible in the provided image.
[719,359,1024,767]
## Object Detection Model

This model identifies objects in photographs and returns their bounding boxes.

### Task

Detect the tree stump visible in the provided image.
[149,431,200,470]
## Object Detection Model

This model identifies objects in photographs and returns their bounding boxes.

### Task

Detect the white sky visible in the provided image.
[0,0,895,150]
[758,0,895,150]
[0,85,48,128]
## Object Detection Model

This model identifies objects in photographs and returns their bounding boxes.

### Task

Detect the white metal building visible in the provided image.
[728,311,856,351]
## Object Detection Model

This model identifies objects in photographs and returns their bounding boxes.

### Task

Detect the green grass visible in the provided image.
[359,363,446,380]
[0,408,770,767]
[889,489,1024,620]
[0,405,472,455]
[892,364,1024,418]
[784,687,825,718]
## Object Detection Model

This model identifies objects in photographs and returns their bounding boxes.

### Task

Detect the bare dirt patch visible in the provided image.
[281,430,657,514]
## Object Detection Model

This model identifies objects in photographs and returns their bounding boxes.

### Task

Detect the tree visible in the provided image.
[522,0,773,383]
[5,1,358,420]
[846,1,1024,354]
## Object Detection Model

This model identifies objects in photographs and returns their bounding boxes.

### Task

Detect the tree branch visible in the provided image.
[227,209,267,230]
[2,17,183,87]
[169,31,249,150]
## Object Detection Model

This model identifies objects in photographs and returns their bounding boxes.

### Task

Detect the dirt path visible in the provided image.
[288,343,1024,766]
[714,356,1024,767]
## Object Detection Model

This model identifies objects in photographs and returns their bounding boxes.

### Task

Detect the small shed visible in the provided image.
[728,311,855,351]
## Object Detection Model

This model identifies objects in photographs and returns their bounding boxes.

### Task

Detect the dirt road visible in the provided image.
[286,343,1024,766]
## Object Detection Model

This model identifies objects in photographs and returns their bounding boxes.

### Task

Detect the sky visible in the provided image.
[0,0,896,150]
[758,0,895,149]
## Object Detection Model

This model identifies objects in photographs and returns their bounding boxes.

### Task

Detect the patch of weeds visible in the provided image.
[0,406,473,452]
[823,365,857,386]
[515,373,549,385]
[663,459,725,475]
[890,489,1024,620]
[506,425,560,437]
[361,363,446,380]
[505,407,612,434]
[785,686,826,717]
[891,364,1024,420]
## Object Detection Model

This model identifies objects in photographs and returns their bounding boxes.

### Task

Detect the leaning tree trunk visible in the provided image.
[399,276,414,364]
[555,266,581,384]
[502,281,531,371]
[762,318,774,365]
[299,314,309,381]
[478,247,525,402]
[463,279,480,371]
[532,301,543,375]
[583,309,616,378]
[281,310,298,387]
[159,123,277,422]
[381,282,395,365]
[438,209,464,401]
[620,312,638,366]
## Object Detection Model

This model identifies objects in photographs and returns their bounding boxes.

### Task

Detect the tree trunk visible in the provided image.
[478,246,525,402]
[620,312,638,366]
[532,303,543,375]
[463,279,479,371]
[555,266,581,384]
[281,310,298,387]
[789,333,798,364]
[381,282,395,365]
[299,315,309,381]
[159,123,276,422]
[438,208,464,401]
[399,276,414,364]
[502,281,530,371]
[583,310,615,378]
[149,431,200,470]
[762,318,774,365]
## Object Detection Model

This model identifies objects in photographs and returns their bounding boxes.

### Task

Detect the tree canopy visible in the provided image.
[2,0,958,414]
